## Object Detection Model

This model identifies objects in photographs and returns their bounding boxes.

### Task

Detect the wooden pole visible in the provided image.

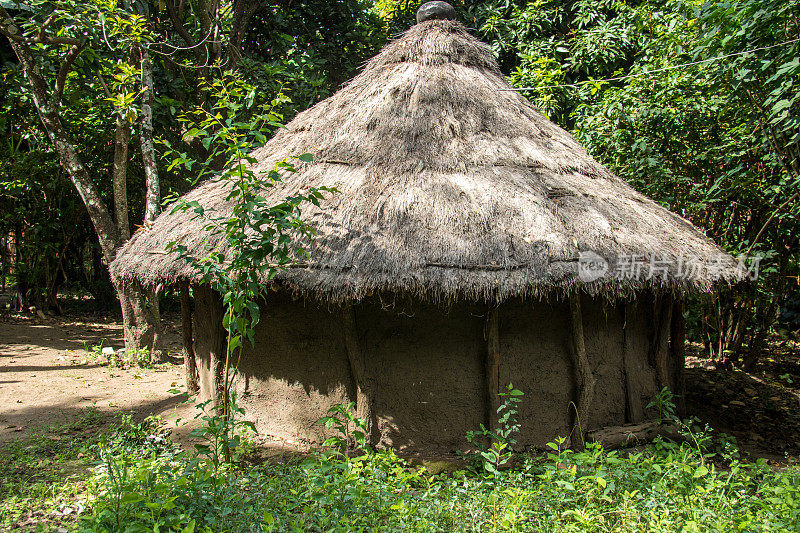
[569,293,595,449]
[671,298,686,417]
[180,280,199,393]
[485,306,501,434]
[651,297,673,390]
[342,305,378,445]
[622,301,644,423]
[194,284,227,408]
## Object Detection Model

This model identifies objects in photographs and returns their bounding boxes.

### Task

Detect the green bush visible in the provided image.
[77,404,800,532]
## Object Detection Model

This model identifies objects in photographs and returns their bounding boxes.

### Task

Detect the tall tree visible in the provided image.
[0,2,162,353]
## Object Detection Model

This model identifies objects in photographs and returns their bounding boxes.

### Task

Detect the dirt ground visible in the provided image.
[1,304,799,461]
[685,344,800,461]
[0,311,198,444]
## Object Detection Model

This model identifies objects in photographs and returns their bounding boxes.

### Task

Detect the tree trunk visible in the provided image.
[138,45,165,362]
[139,46,160,226]
[180,281,199,392]
[44,260,62,315]
[0,12,162,354]
[12,224,26,311]
[4,42,121,263]
[112,111,131,239]
[117,281,162,357]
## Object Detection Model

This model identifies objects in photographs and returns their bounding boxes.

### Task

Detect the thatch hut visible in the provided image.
[111,3,741,451]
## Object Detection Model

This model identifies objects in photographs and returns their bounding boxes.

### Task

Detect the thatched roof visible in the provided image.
[111,19,742,303]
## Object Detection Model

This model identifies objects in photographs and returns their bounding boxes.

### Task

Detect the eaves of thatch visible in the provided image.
[110,20,743,303]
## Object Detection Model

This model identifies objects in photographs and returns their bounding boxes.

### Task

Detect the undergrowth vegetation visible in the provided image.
[3,393,799,532]
[3,397,791,532]
[0,408,105,530]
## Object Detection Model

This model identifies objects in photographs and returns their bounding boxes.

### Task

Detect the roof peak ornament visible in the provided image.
[416,1,456,24]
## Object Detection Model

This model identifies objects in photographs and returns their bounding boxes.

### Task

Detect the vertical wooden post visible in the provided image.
[342,305,378,445]
[485,306,501,433]
[569,293,595,449]
[180,280,199,393]
[622,301,644,423]
[671,298,687,417]
[194,284,227,408]
[651,297,673,390]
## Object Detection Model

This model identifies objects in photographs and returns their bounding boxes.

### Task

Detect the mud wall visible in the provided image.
[193,290,675,452]
[233,292,353,444]
[356,298,487,451]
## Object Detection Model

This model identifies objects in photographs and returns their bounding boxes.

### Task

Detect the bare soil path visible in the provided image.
[0,312,195,444]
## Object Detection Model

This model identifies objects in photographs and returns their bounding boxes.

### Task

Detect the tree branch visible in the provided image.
[37,12,58,43]
[52,43,85,106]
[225,0,258,68]
[745,190,800,256]
[1,5,82,47]
[96,72,113,99]
[165,0,206,63]
[4,30,82,47]
[0,8,52,107]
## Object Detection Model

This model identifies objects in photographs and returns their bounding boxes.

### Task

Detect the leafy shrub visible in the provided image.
[78,402,800,532]
[319,401,371,457]
[189,392,256,469]
[465,383,523,476]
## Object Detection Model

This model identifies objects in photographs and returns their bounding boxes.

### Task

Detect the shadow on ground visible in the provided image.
[686,362,800,459]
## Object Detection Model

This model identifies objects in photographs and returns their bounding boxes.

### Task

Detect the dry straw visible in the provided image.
[111,20,741,303]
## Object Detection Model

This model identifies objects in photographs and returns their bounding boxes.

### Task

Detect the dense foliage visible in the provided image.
[0,38,120,309]
[569,0,800,366]
[34,406,800,532]
[0,0,382,315]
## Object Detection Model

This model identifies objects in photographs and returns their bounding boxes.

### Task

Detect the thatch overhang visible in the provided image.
[110,19,743,303]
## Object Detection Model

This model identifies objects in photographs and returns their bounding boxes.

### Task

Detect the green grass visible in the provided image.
[4,409,800,532]
[0,408,104,531]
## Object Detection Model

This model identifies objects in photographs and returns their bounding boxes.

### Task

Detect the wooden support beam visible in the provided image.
[671,298,687,417]
[569,293,595,449]
[342,305,378,446]
[180,280,199,393]
[651,296,673,390]
[194,284,227,408]
[485,306,501,434]
[622,301,644,423]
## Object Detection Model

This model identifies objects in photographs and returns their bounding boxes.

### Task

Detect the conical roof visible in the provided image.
[111,18,742,302]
